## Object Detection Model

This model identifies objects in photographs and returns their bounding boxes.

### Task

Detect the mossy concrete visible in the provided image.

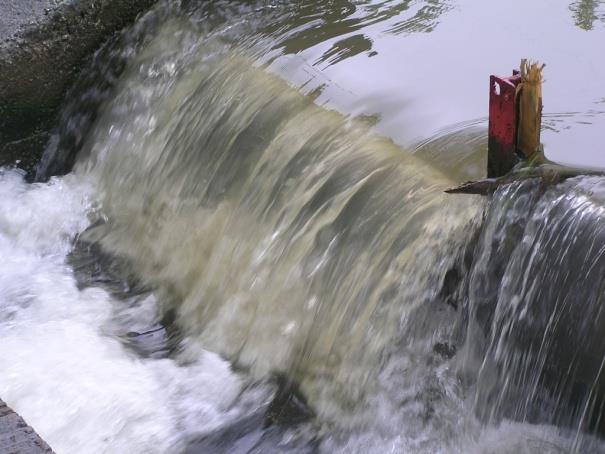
[0,0,156,178]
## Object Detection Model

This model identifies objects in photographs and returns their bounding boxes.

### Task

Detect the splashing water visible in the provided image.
[2,1,605,453]
[0,168,258,453]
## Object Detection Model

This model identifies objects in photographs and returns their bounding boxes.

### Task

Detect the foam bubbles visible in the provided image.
[0,168,243,453]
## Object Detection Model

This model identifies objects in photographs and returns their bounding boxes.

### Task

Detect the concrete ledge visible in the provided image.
[0,0,156,176]
[0,399,54,453]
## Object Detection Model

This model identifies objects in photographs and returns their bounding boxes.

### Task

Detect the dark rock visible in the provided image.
[185,411,267,454]
[0,133,51,178]
[185,376,318,454]
[0,399,54,453]
[433,342,456,359]
[123,326,172,359]
[0,0,157,178]
[265,374,314,428]
[439,268,461,310]
[68,232,182,359]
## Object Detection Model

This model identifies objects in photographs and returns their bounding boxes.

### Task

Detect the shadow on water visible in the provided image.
[257,0,453,66]
[185,374,318,454]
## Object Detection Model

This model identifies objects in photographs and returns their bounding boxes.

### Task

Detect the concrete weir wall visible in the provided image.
[0,399,54,453]
[0,1,157,447]
[0,0,156,177]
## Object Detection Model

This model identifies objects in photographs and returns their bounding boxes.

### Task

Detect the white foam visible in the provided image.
[0,169,243,453]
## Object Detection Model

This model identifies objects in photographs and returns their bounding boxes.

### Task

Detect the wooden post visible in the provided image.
[487,60,545,178]
[516,60,545,163]
[446,60,552,194]
[446,61,603,195]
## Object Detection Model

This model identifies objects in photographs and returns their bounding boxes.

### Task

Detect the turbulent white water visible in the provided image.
[0,169,254,453]
[2,170,597,453]
[4,159,601,453]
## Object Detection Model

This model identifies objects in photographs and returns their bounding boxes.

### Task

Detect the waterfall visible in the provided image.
[68,18,479,430]
[3,1,605,452]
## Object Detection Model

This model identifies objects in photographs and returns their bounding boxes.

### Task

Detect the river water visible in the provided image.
[1,1,605,453]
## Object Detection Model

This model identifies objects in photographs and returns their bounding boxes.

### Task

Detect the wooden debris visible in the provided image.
[516,59,546,162]
[445,163,603,195]
[445,59,602,196]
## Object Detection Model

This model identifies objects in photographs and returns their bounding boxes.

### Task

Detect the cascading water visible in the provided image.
[459,178,605,445]
[2,1,605,453]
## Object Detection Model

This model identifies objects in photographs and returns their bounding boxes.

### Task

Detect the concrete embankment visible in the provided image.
[0,399,54,453]
[0,0,156,177]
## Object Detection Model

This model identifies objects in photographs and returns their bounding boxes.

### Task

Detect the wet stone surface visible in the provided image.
[0,399,54,454]
[185,376,318,454]
[68,233,181,359]
[0,0,156,178]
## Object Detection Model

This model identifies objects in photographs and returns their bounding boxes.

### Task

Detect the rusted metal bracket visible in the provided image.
[446,62,556,195]
[487,71,521,178]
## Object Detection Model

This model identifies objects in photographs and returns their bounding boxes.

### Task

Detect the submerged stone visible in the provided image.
[185,376,317,454]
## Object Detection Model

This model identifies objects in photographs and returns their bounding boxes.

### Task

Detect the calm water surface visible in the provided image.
[253,0,605,169]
